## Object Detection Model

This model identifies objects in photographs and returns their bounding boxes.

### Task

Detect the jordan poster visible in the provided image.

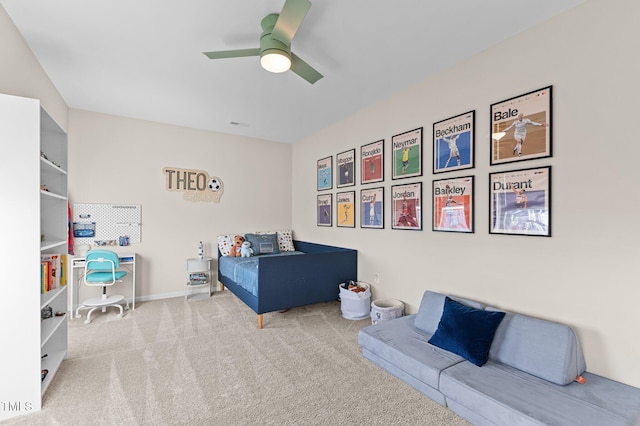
[432,176,474,233]
[391,182,422,230]
[489,166,551,237]
[361,139,384,184]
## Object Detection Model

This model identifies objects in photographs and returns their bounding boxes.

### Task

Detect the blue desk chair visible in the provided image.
[74,250,127,324]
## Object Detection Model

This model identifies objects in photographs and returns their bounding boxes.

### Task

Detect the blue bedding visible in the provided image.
[218,251,303,296]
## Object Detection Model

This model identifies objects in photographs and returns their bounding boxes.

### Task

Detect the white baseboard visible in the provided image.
[71,284,223,313]
[136,282,223,303]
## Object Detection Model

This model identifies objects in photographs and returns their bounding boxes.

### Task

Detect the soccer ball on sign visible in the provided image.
[207,178,221,192]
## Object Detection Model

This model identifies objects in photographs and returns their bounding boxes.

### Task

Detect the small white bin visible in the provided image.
[339,282,371,320]
[371,299,404,325]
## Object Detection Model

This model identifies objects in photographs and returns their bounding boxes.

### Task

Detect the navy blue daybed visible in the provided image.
[218,240,357,328]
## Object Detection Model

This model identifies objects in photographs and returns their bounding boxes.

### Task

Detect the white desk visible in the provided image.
[67,252,137,315]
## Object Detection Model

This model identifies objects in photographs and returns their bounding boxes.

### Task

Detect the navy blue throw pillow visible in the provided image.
[428,297,505,366]
[244,233,280,256]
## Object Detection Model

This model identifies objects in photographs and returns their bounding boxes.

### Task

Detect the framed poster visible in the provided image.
[433,110,475,174]
[336,149,356,188]
[317,156,333,191]
[361,139,384,184]
[360,187,384,229]
[489,166,551,237]
[337,191,356,228]
[432,176,474,233]
[317,194,333,227]
[391,182,422,230]
[392,127,422,179]
[491,86,552,165]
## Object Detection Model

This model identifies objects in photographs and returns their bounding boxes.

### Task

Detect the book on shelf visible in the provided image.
[40,253,67,293]
[189,272,209,284]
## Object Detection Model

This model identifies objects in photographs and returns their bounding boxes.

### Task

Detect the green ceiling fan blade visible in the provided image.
[290,52,323,84]
[203,48,260,59]
[202,0,322,84]
[271,0,312,45]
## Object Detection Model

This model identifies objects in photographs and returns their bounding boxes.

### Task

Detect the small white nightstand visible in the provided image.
[185,257,213,301]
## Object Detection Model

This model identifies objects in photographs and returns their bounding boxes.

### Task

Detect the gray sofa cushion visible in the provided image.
[488,310,586,385]
[441,361,640,426]
[414,290,484,335]
[358,314,464,390]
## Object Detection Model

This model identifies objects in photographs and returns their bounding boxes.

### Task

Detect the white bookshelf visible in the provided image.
[0,94,68,420]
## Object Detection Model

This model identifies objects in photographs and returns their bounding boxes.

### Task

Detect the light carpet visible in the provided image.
[8,291,468,425]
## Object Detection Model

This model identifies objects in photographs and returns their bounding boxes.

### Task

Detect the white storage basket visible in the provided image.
[339,282,371,320]
[371,299,404,325]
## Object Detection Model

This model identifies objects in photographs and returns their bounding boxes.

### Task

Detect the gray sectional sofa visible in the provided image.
[358,290,640,426]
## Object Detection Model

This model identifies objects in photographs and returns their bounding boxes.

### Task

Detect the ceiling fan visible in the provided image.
[203,0,323,84]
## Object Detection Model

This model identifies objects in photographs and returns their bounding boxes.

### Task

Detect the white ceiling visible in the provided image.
[2,0,585,144]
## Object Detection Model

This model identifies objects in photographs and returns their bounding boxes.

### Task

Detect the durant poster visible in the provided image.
[391,182,422,230]
[489,166,551,237]
[432,176,474,233]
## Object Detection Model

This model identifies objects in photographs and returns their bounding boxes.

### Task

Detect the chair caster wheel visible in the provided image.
[116,314,123,319]
[84,319,91,325]
[75,314,80,319]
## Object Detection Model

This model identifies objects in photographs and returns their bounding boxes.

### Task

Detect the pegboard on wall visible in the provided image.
[73,203,141,245]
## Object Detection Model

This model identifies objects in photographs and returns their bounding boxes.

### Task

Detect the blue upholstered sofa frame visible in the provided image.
[218,240,357,329]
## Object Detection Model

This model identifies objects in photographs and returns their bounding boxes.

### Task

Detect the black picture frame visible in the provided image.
[336,149,356,188]
[360,187,384,229]
[433,110,475,174]
[392,127,423,179]
[317,156,333,191]
[432,176,474,233]
[317,194,333,227]
[361,139,384,184]
[490,86,552,165]
[391,182,422,230]
[489,166,551,237]
[336,191,356,227]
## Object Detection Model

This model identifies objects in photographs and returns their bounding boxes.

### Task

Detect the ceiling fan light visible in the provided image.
[261,51,291,73]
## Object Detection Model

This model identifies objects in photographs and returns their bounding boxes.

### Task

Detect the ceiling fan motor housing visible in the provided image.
[260,14,291,61]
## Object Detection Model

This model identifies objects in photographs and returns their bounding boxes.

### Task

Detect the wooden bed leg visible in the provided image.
[258,314,263,329]
[218,281,224,291]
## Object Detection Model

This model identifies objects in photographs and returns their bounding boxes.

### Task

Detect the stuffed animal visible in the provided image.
[240,241,253,258]
[229,235,245,257]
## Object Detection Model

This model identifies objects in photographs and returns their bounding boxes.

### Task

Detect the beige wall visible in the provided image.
[0,5,68,130]
[293,0,640,387]
[68,109,292,299]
